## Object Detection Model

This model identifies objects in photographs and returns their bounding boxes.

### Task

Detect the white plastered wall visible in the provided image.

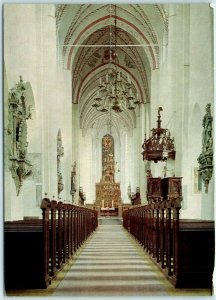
[148,4,214,220]
[4,4,73,220]
[186,4,214,220]
[4,4,214,221]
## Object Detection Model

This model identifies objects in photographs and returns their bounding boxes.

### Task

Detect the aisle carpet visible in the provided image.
[53,222,170,296]
[6,219,212,297]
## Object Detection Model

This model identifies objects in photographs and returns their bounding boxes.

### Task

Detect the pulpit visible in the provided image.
[147,178,163,203]
[147,177,182,203]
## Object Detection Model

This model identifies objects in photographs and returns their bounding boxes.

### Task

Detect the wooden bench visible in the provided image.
[4,220,49,289]
[173,220,215,288]
[4,198,98,290]
[123,204,214,289]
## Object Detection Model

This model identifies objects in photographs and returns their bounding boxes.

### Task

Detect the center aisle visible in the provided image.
[53,221,170,296]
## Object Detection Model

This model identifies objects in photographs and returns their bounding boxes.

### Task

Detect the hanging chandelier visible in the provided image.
[92,5,140,113]
[142,107,176,163]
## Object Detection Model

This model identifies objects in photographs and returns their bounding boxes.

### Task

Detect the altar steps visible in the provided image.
[98,217,122,225]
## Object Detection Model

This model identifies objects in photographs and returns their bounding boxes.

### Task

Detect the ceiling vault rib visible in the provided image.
[66,15,157,70]
[56,4,168,134]
[75,62,145,104]
[58,44,160,47]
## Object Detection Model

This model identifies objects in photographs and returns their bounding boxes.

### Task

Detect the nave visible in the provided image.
[7,218,211,297]
[4,3,214,297]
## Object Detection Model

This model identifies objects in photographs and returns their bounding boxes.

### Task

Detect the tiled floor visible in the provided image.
[6,221,212,297]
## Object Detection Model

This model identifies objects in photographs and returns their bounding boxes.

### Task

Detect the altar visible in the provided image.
[95,134,122,216]
[100,207,118,217]
[95,181,121,216]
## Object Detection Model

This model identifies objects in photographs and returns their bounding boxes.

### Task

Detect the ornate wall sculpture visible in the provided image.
[7,76,33,195]
[197,103,213,193]
[70,162,77,203]
[57,129,64,197]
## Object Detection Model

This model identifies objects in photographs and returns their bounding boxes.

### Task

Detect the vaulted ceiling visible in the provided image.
[56,4,168,135]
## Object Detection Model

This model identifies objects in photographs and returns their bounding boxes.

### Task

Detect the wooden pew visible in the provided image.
[123,176,214,289]
[4,198,98,290]
[123,207,214,289]
[4,220,50,289]
[173,219,214,288]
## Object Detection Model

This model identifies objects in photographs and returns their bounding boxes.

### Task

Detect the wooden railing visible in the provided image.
[123,202,180,278]
[40,197,98,283]
[4,198,98,289]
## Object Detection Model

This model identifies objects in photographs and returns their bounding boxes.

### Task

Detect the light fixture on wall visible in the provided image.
[92,4,140,113]
[142,107,176,163]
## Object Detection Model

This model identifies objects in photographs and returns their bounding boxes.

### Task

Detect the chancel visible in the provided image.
[3,3,215,297]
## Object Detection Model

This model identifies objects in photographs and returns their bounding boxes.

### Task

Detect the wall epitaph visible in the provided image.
[197,103,213,193]
[7,76,33,195]
[70,162,77,203]
[57,129,64,197]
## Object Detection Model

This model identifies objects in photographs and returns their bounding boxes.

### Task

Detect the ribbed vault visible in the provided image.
[56,4,168,135]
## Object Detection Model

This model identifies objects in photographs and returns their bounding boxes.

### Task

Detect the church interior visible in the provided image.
[3,3,215,297]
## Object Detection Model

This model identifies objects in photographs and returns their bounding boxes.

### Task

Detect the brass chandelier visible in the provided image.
[92,5,140,113]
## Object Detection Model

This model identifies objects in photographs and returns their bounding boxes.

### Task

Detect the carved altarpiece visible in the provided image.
[102,134,115,183]
[7,76,33,195]
[95,134,121,214]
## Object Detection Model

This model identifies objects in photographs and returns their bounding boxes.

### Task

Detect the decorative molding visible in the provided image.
[57,129,64,197]
[55,4,68,29]
[7,76,33,195]
[197,103,213,193]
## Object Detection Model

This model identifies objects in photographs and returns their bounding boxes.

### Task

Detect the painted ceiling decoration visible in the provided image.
[56,4,168,134]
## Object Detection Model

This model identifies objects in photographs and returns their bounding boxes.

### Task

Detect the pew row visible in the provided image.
[4,199,98,289]
[123,207,214,289]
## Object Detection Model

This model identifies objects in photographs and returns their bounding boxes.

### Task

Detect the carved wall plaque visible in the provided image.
[7,76,33,195]
[57,129,64,197]
[197,103,213,193]
[70,161,77,203]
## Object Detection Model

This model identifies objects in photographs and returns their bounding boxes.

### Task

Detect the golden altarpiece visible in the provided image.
[95,134,121,216]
